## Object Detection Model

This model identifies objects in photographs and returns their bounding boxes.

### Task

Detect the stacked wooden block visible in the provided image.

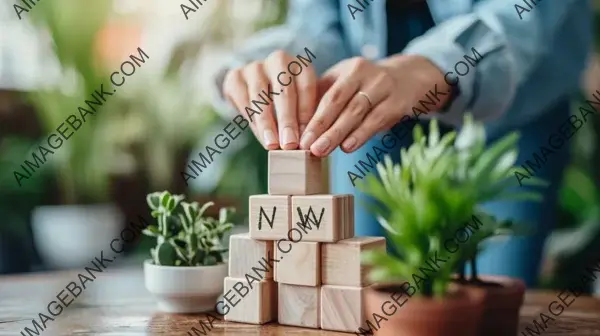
[225,150,386,333]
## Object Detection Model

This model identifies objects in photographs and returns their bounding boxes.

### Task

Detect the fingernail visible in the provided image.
[299,124,307,135]
[312,137,331,154]
[343,137,357,151]
[263,129,277,147]
[300,131,316,149]
[281,127,297,146]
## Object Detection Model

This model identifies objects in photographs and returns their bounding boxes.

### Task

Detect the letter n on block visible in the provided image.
[292,195,354,242]
[249,195,291,240]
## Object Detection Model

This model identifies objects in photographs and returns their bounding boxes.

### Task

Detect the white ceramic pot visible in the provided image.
[31,203,124,269]
[144,259,228,313]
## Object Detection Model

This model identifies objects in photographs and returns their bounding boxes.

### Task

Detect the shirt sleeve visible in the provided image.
[211,0,350,117]
[402,0,592,127]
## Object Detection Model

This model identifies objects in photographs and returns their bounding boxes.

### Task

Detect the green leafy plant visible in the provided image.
[359,115,545,297]
[446,116,545,285]
[143,191,234,266]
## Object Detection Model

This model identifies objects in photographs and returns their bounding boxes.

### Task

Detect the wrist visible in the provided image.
[380,54,453,111]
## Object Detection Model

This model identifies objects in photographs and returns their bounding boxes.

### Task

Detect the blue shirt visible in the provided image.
[214,0,593,138]
[385,2,435,56]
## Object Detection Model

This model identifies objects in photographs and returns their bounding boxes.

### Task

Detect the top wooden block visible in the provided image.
[268,150,323,195]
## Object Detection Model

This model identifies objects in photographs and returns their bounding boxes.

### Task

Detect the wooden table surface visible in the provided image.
[1,268,600,336]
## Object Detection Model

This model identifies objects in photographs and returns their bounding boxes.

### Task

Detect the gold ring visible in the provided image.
[357,91,373,110]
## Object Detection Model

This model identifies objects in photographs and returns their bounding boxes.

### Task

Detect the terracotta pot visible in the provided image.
[455,275,525,336]
[364,282,485,336]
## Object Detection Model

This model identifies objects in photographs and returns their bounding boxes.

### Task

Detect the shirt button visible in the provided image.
[361,44,379,60]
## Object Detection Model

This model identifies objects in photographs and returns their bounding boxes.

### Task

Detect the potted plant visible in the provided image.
[23,0,127,269]
[452,214,531,336]
[142,191,234,313]
[358,116,541,336]
[447,116,544,336]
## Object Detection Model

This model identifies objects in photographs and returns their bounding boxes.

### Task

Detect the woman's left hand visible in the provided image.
[299,54,449,157]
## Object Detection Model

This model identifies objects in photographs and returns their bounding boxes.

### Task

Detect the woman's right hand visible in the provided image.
[221,50,318,150]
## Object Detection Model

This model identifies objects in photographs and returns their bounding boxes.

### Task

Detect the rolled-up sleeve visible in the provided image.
[402,0,591,127]
[211,0,350,117]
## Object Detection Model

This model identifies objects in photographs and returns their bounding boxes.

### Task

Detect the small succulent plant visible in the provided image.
[143,191,235,266]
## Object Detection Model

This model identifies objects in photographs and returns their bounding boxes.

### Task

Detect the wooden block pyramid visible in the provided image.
[225,150,386,333]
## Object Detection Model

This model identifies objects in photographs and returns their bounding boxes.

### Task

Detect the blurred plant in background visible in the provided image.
[26,0,222,205]
[0,136,48,273]
[541,98,600,292]
[540,2,600,292]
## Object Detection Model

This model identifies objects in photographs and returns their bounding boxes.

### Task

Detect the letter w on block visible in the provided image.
[296,206,325,231]
[258,206,276,230]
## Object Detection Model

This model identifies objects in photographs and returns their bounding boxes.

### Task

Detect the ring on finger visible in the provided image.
[357,91,373,111]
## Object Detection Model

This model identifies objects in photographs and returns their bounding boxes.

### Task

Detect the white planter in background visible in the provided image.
[31,204,124,269]
[144,260,227,313]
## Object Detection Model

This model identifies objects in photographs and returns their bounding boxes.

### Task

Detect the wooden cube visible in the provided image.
[278,283,320,329]
[322,237,386,286]
[274,241,320,286]
[268,150,323,195]
[342,194,355,238]
[228,233,274,280]
[291,194,354,242]
[223,277,276,324]
[320,285,368,332]
[249,195,291,240]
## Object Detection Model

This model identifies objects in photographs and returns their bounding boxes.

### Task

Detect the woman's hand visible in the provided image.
[299,55,450,157]
[221,50,318,150]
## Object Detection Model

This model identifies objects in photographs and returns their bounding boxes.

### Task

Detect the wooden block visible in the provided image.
[274,241,320,286]
[268,150,323,195]
[320,285,368,332]
[342,194,355,238]
[278,283,320,329]
[228,233,274,280]
[223,277,276,324]
[322,237,386,286]
[249,195,291,240]
[291,194,353,242]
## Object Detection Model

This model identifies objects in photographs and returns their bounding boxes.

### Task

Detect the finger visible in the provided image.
[222,68,260,143]
[293,61,317,138]
[243,62,279,150]
[299,71,360,151]
[332,71,393,153]
[265,51,299,150]
[309,91,370,157]
[316,75,336,104]
[341,103,393,153]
